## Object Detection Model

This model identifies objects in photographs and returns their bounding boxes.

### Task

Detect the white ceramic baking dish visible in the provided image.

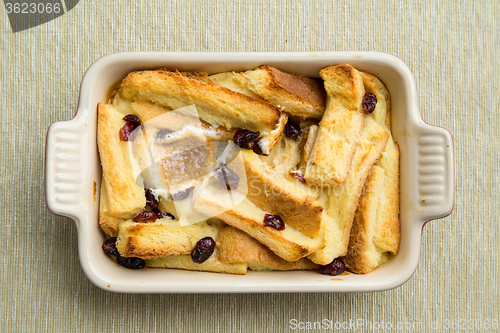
[45,51,454,293]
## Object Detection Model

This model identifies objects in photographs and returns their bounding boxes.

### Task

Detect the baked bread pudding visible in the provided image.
[97,64,400,275]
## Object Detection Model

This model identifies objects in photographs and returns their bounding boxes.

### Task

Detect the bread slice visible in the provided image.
[218,226,319,271]
[372,137,400,254]
[304,65,366,187]
[343,73,400,273]
[244,66,326,119]
[119,69,286,153]
[361,71,400,255]
[268,135,302,177]
[116,219,221,259]
[360,72,391,132]
[98,179,124,237]
[343,166,393,273]
[146,251,248,275]
[208,72,261,99]
[308,115,389,265]
[241,150,323,237]
[97,103,146,218]
[193,183,323,262]
[128,101,235,142]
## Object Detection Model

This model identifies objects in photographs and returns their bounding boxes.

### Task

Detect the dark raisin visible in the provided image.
[116,254,146,269]
[289,170,306,184]
[214,163,239,190]
[283,120,302,139]
[151,207,164,220]
[252,139,267,156]
[119,115,141,141]
[233,129,260,149]
[263,214,285,230]
[362,93,377,113]
[156,129,174,142]
[172,187,192,200]
[319,258,346,276]
[133,211,159,223]
[102,237,118,256]
[145,188,159,208]
[191,237,216,263]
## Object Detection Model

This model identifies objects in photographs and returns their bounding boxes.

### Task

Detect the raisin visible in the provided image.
[133,211,159,223]
[214,163,239,190]
[116,254,146,269]
[289,170,306,184]
[156,129,174,142]
[119,115,141,141]
[151,207,164,220]
[319,258,346,276]
[191,237,216,263]
[172,187,192,200]
[362,93,377,113]
[145,188,159,209]
[263,214,285,230]
[102,236,145,269]
[283,120,301,139]
[252,139,267,156]
[102,237,118,256]
[233,129,260,149]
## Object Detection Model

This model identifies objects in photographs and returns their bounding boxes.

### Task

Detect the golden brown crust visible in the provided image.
[308,115,389,265]
[373,138,400,254]
[208,72,261,98]
[97,103,146,218]
[98,179,125,237]
[346,73,400,273]
[120,69,282,133]
[116,219,220,259]
[245,66,326,119]
[193,183,323,262]
[304,65,366,186]
[343,166,389,274]
[218,226,319,270]
[242,151,323,237]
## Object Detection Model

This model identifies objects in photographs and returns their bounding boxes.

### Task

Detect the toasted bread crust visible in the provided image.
[245,66,326,119]
[343,166,390,274]
[208,71,261,99]
[304,65,366,186]
[308,115,389,265]
[218,226,319,271]
[98,179,124,237]
[97,103,146,218]
[120,69,282,132]
[242,151,323,237]
[116,219,220,259]
[193,184,323,262]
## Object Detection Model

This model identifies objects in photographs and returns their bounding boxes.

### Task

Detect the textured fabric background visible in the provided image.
[1,1,499,332]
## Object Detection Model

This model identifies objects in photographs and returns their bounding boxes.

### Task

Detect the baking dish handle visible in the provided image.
[414,121,455,223]
[45,114,88,221]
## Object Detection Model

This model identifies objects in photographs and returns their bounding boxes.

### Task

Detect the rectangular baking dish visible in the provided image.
[45,51,454,293]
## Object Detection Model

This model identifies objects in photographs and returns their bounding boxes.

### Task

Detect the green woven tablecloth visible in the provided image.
[1,1,498,332]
